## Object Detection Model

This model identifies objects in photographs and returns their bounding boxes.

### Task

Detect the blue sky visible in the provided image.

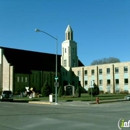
[0,0,130,65]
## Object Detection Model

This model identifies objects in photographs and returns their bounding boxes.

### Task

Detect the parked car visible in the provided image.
[124,95,130,101]
[1,90,13,101]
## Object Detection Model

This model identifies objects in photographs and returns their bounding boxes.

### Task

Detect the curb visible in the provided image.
[28,101,60,105]
[29,101,51,105]
[24,99,128,106]
[89,99,127,104]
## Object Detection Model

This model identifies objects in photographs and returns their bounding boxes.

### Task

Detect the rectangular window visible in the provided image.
[84,70,87,75]
[107,68,110,74]
[99,80,103,85]
[68,33,70,40]
[124,66,128,73]
[65,48,66,53]
[91,69,94,75]
[115,67,119,73]
[85,80,88,85]
[77,71,80,76]
[17,77,19,82]
[115,79,119,84]
[99,69,102,75]
[25,77,27,82]
[107,79,111,85]
[21,77,23,82]
[64,60,67,67]
[124,78,128,84]
[91,80,95,86]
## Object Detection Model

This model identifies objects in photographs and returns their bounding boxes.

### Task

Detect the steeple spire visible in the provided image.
[65,25,73,40]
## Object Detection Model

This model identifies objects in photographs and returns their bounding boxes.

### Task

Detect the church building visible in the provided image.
[0,25,130,94]
[61,25,130,94]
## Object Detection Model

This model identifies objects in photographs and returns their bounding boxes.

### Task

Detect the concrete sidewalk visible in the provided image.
[28,98,127,106]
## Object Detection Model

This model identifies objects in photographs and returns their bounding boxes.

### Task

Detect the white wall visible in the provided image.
[2,54,13,91]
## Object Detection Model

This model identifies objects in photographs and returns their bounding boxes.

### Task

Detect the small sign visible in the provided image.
[54,82,59,87]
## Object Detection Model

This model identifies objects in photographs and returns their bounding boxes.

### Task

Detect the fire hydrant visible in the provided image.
[96,97,99,104]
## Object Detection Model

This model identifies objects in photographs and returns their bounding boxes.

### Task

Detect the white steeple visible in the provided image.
[61,25,78,86]
[61,25,78,68]
[65,25,73,40]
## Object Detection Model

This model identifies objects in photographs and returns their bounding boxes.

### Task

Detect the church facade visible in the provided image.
[0,47,62,94]
[61,25,130,94]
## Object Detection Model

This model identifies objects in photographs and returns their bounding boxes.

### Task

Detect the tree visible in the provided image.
[75,86,81,97]
[41,80,52,97]
[88,83,99,96]
[91,57,120,65]
[58,86,62,97]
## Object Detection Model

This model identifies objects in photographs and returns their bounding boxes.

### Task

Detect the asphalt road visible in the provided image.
[0,101,130,130]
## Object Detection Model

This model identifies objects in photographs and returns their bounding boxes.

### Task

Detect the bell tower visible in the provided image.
[61,25,78,86]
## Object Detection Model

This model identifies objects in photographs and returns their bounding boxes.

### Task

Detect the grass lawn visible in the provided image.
[14,93,128,102]
[58,93,127,101]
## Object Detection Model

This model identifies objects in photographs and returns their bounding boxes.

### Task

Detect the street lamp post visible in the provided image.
[35,28,58,105]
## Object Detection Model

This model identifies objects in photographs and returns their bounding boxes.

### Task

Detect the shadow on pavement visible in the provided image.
[66,100,73,102]
[13,98,42,103]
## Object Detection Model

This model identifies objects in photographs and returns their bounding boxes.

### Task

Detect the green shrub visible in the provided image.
[120,90,129,94]
[41,80,52,97]
[100,90,104,94]
[58,86,62,97]
[88,83,99,96]
[75,86,81,97]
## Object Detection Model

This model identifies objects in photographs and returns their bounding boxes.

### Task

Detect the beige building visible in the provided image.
[61,25,130,93]
[72,62,130,93]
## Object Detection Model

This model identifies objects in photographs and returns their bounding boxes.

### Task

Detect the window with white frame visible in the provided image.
[99,69,102,75]
[99,80,103,85]
[85,80,88,85]
[124,66,128,73]
[115,67,119,73]
[64,60,67,67]
[115,79,119,84]
[107,79,111,85]
[91,69,94,75]
[107,68,110,74]
[124,78,128,85]
[77,71,81,76]
[84,70,87,75]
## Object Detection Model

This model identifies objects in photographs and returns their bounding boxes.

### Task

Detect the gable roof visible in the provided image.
[1,46,84,73]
